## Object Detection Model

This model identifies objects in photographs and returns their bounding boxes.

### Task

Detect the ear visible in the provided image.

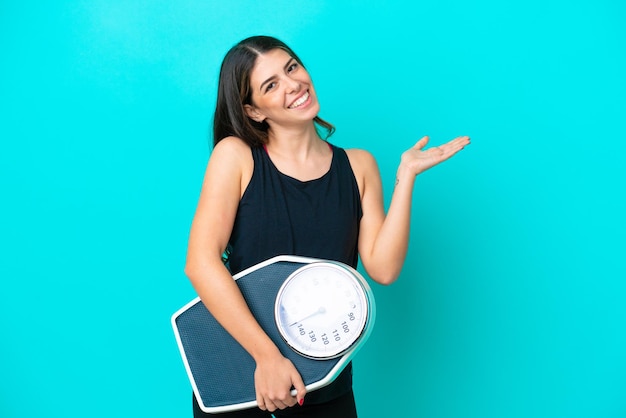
[244,104,265,123]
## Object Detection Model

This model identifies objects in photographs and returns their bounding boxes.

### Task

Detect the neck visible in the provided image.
[265,122,324,159]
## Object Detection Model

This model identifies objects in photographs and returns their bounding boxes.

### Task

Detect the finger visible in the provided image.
[269,397,289,410]
[438,143,463,156]
[447,135,471,149]
[278,391,297,408]
[256,393,266,411]
[256,392,279,412]
[292,373,307,406]
[440,136,467,148]
[265,401,277,413]
[439,136,470,155]
[412,135,430,150]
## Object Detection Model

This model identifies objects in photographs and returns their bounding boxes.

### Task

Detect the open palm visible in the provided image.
[401,135,470,175]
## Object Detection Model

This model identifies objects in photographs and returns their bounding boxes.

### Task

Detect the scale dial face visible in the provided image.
[274,262,369,359]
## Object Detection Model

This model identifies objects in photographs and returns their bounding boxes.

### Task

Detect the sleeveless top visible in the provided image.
[227,143,363,405]
[228,143,362,274]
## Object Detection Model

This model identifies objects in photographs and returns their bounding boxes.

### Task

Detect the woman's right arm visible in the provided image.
[184,137,306,411]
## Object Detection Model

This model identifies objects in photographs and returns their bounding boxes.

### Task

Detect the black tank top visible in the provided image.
[226,143,363,405]
[228,143,362,275]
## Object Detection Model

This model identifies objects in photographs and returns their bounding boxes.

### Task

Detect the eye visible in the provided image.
[265,81,277,93]
[287,62,299,73]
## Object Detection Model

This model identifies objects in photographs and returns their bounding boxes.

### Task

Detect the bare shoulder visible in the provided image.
[212,136,252,159]
[205,136,254,197]
[345,148,381,199]
[209,136,253,172]
[345,148,380,178]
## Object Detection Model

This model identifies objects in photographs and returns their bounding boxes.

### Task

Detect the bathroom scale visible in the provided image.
[171,255,376,413]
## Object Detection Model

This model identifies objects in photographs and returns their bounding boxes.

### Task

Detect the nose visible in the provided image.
[284,76,300,93]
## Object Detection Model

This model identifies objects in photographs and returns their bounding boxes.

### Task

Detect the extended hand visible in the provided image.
[401,135,470,176]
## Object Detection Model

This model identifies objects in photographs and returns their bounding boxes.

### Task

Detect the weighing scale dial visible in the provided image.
[274,262,371,359]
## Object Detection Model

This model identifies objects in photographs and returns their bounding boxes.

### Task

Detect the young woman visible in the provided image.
[185,36,470,417]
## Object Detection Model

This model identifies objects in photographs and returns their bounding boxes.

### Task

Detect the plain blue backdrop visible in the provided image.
[1,1,625,417]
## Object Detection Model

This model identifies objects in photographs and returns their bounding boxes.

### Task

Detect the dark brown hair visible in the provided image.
[212,36,334,147]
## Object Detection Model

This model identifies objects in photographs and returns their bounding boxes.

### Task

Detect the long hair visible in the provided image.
[212,36,334,147]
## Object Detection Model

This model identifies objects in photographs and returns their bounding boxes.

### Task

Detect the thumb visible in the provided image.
[413,135,430,150]
[292,372,307,406]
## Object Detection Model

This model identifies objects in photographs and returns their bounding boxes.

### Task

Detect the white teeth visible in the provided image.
[289,91,309,109]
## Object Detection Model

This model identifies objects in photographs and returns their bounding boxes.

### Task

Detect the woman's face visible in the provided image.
[244,48,320,127]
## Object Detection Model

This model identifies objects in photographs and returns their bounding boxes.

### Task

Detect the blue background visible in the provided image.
[1,1,625,417]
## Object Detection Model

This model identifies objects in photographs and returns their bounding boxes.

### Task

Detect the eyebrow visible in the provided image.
[259,57,296,92]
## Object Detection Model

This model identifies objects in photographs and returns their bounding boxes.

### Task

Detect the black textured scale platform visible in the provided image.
[172,256,347,413]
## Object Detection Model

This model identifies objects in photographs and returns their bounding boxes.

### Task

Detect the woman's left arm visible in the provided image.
[350,135,470,285]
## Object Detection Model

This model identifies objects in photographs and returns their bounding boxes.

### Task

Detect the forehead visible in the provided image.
[249,49,294,87]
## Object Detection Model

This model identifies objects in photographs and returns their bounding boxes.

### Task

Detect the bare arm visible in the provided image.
[184,137,306,411]
[350,135,470,285]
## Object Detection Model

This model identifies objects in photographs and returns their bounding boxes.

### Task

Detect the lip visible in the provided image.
[287,89,312,109]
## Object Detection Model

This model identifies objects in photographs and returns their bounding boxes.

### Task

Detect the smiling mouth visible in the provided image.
[288,91,310,109]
